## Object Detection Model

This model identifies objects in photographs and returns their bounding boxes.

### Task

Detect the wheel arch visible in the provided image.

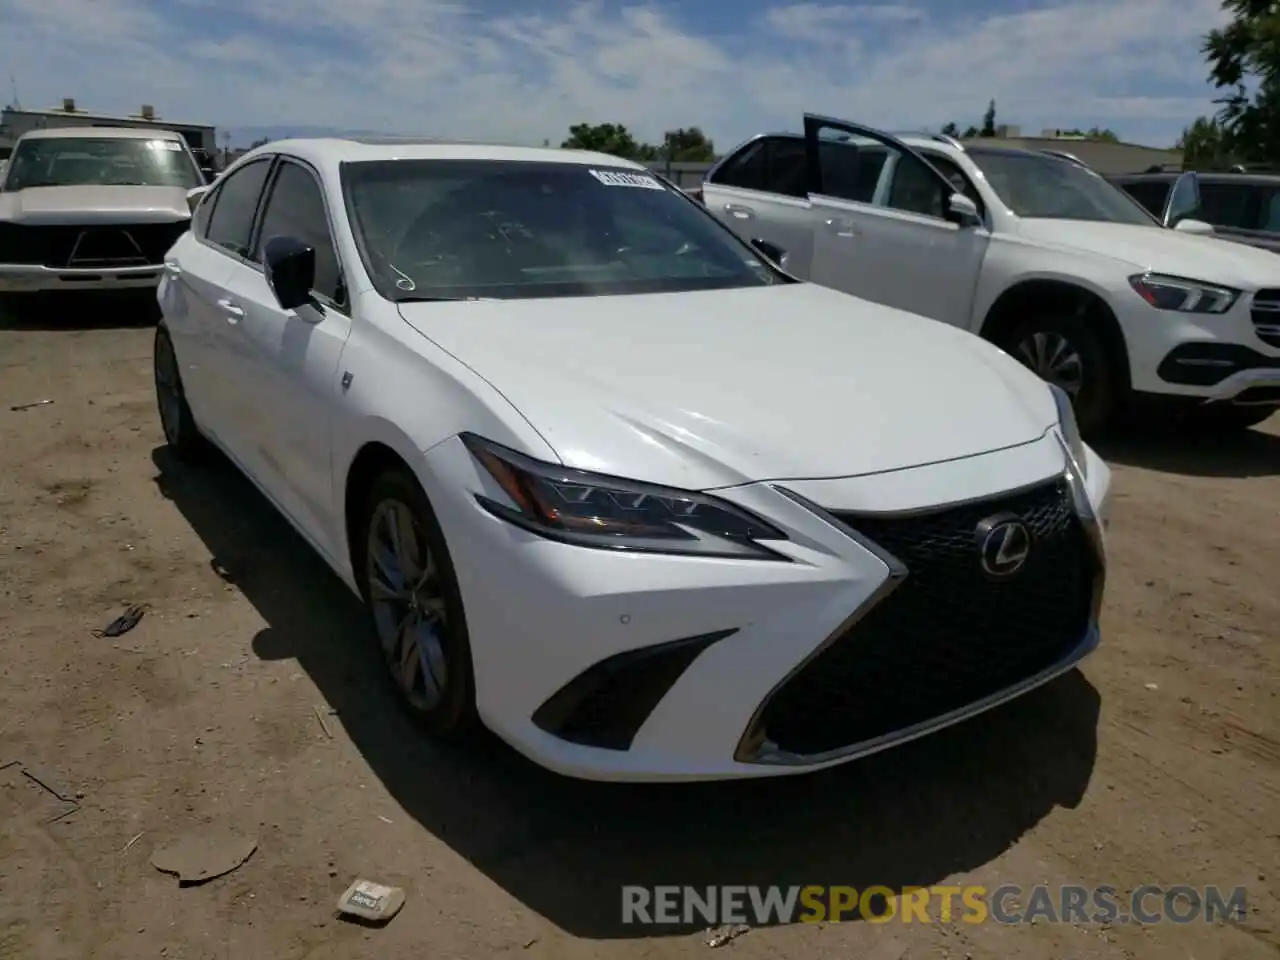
[978,277,1132,395]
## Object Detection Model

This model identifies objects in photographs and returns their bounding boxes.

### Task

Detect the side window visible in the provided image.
[1256,188,1280,232]
[817,140,886,204]
[254,161,344,306]
[204,159,272,258]
[708,141,766,191]
[918,152,984,213]
[1197,182,1253,229]
[762,138,809,198]
[1116,179,1170,217]
[883,153,948,218]
[191,187,217,237]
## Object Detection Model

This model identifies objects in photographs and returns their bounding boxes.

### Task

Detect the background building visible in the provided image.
[0,99,217,157]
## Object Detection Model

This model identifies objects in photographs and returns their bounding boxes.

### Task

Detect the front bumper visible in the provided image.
[421,430,1110,782]
[0,262,165,293]
[1121,290,1280,402]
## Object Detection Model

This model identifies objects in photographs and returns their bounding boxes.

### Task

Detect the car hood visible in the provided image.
[1016,218,1280,288]
[0,185,191,225]
[398,283,1059,490]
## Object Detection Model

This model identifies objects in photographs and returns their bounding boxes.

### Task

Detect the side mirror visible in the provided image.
[1174,218,1216,236]
[263,235,316,311]
[185,186,210,213]
[946,192,981,226]
[1162,171,1201,227]
[750,237,788,268]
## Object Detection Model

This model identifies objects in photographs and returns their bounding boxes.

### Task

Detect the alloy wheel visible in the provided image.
[154,333,183,444]
[365,498,450,711]
[1014,330,1084,397]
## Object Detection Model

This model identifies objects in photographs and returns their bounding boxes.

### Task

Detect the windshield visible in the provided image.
[341,159,788,301]
[968,149,1158,226]
[3,137,203,191]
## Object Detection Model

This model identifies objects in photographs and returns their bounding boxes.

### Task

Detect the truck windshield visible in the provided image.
[3,137,203,191]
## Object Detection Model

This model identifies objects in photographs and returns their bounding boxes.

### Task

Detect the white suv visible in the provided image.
[700,114,1280,435]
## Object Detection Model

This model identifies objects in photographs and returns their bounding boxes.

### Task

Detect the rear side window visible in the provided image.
[1197,182,1253,229]
[204,158,272,258]
[710,137,809,198]
[1116,179,1170,217]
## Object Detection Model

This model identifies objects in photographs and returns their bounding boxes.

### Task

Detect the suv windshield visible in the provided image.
[341,159,787,301]
[969,149,1157,226]
[3,137,202,191]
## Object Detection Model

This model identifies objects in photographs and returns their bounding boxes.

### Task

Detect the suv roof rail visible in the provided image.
[1040,148,1088,167]
[929,133,965,151]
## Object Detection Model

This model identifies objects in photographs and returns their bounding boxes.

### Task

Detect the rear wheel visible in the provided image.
[355,469,477,738]
[997,311,1118,437]
[153,324,207,461]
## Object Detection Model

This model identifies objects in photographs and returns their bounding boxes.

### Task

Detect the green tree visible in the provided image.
[660,127,716,162]
[1203,0,1280,163]
[1177,115,1232,169]
[962,125,980,138]
[1055,127,1120,141]
[560,122,644,159]
[940,121,959,137]
[980,99,997,137]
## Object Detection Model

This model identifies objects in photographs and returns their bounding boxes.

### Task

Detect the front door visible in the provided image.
[226,158,354,559]
[803,115,988,327]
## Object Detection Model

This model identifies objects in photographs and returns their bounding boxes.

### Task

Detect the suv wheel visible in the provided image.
[998,312,1116,437]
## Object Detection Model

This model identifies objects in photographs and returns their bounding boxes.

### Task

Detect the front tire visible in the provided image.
[153,324,208,461]
[355,469,477,738]
[997,311,1119,437]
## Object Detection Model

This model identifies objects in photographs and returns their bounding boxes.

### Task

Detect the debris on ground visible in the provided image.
[93,603,147,638]
[151,828,258,885]
[0,760,82,824]
[704,924,750,948]
[313,705,335,739]
[1144,682,1159,691]
[336,878,406,925]
[10,399,54,411]
[122,832,144,853]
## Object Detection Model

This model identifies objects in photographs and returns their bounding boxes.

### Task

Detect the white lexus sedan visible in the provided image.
[154,137,1111,782]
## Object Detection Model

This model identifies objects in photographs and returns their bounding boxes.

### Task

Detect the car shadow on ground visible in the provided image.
[151,445,1101,939]
[1096,416,1280,479]
[0,292,161,330]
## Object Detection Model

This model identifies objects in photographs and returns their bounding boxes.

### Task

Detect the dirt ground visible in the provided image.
[0,301,1277,960]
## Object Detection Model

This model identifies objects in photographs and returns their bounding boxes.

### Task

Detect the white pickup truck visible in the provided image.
[698,114,1280,435]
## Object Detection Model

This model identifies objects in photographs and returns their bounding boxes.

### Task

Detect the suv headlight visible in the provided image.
[1128,272,1239,314]
[462,434,791,560]
[1049,384,1088,479]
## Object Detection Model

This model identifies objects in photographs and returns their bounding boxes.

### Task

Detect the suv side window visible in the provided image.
[709,137,809,198]
[253,160,345,307]
[1116,179,1170,217]
[204,159,272,258]
[917,151,984,214]
[1197,182,1253,229]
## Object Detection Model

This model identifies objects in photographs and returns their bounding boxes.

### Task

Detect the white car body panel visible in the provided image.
[158,137,1110,781]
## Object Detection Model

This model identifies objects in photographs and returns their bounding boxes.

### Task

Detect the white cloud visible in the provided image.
[0,0,1230,148]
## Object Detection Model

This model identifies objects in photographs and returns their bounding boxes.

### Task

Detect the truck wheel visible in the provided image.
[997,312,1117,437]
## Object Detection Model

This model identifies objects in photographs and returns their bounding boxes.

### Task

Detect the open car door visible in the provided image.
[802,114,988,328]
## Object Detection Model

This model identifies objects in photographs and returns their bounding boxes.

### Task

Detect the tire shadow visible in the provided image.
[151,444,1101,939]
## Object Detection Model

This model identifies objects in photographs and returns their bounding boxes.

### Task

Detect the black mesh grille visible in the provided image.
[754,479,1094,757]
[1251,289,1280,349]
[0,221,188,268]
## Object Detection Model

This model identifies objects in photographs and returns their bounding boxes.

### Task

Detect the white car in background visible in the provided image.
[154,137,1110,781]
[0,127,205,296]
[701,115,1280,435]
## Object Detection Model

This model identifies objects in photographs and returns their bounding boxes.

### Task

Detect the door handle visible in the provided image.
[824,217,859,238]
[216,298,244,323]
[724,203,755,220]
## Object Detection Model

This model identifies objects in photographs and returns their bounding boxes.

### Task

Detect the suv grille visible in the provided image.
[1251,289,1280,348]
[0,221,189,268]
[752,479,1094,757]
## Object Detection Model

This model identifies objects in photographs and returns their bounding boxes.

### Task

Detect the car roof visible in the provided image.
[18,126,186,143]
[238,137,651,178]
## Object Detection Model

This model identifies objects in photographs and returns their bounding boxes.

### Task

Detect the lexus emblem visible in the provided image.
[975,514,1032,578]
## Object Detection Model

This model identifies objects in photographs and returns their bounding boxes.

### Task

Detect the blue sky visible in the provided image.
[0,0,1229,149]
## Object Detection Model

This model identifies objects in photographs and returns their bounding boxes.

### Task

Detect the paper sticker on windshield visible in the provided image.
[588,169,665,190]
[147,139,183,152]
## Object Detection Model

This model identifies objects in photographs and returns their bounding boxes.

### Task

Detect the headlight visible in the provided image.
[461,434,791,560]
[1128,272,1239,314]
[1049,384,1088,479]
